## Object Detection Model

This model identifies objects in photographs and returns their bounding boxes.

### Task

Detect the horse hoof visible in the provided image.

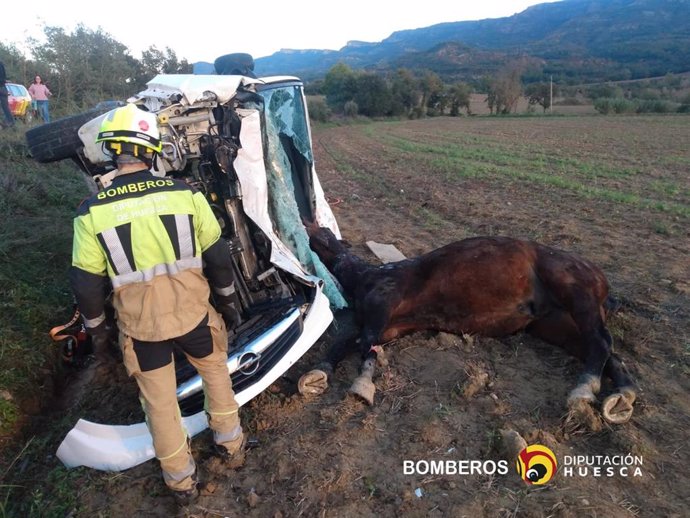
[601,390,636,424]
[297,369,329,396]
[371,345,389,369]
[376,352,389,369]
[349,376,376,405]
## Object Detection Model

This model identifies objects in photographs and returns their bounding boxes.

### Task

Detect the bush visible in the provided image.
[594,98,613,114]
[638,88,661,101]
[587,84,624,100]
[594,97,636,114]
[595,97,680,114]
[636,100,675,113]
[307,96,331,123]
[611,98,637,114]
[343,100,359,118]
[676,92,690,112]
[410,106,426,119]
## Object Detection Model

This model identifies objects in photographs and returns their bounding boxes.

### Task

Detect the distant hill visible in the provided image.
[254,0,690,84]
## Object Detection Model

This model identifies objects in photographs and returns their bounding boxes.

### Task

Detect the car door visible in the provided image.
[6,84,20,115]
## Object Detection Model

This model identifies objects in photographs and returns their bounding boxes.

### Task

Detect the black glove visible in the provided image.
[85,320,115,356]
[214,289,243,331]
[218,302,242,330]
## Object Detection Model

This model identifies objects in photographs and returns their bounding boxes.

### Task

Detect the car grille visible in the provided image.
[176,303,304,416]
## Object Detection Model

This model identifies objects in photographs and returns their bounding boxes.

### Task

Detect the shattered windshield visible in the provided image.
[260,84,313,162]
[257,83,347,309]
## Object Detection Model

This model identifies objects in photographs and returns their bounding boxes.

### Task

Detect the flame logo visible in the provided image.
[516,444,557,485]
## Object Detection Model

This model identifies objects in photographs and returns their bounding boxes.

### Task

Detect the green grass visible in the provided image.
[10,466,83,518]
[353,118,690,217]
[0,127,90,516]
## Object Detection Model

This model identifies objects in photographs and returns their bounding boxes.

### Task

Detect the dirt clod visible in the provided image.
[500,429,528,461]
[460,363,490,398]
[247,489,260,508]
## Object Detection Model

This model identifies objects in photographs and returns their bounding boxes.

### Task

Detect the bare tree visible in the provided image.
[486,62,525,114]
[525,82,558,112]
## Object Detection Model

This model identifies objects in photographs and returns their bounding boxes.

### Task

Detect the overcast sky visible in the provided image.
[1,1,560,63]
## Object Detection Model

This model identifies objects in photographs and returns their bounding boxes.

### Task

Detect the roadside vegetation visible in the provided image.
[0,128,89,516]
[1,28,190,119]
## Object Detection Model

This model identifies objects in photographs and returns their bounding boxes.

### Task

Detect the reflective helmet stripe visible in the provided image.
[97,129,161,147]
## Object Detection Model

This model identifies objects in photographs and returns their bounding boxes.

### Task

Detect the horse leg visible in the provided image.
[348,329,381,405]
[298,335,356,396]
[566,304,614,408]
[528,306,635,423]
[527,307,602,402]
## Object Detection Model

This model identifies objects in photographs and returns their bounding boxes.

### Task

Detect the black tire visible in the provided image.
[25,106,115,163]
[214,53,256,78]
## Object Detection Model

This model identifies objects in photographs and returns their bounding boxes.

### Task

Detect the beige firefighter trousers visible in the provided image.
[120,308,243,491]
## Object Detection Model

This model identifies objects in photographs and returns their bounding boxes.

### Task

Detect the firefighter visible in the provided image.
[69,103,245,505]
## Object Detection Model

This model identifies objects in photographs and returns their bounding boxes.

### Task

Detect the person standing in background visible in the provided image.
[0,61,16,128]
[28,75,52,123]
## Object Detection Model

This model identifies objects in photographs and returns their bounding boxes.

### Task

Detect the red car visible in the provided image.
[6,82,33,122]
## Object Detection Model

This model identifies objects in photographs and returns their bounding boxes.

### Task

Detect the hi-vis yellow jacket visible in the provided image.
[70,169,236,341]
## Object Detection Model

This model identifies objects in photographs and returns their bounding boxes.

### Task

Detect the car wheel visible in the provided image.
[25,106,115,163]
[214,53,257,78]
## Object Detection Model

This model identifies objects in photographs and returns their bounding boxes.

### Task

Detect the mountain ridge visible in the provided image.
[254,0,690,84]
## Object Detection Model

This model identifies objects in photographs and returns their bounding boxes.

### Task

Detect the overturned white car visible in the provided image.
[26,55,346,471]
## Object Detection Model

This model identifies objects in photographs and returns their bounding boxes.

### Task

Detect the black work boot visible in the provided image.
[213,435,247,469]
[172,483,200,507]
[205,435,251,475]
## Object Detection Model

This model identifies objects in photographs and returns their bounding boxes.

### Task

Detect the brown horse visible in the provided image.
[299,222,636,424]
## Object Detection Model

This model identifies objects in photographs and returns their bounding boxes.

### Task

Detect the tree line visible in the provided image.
[309,60,690,121]
[306,61,560,121]
[309,63,472,119]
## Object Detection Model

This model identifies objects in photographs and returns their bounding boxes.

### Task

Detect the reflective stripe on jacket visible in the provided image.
[70,169,231,341]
